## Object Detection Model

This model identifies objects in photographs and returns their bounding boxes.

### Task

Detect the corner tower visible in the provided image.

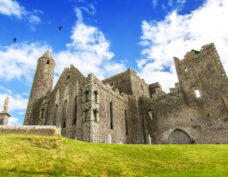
[24,50,55,125]
[174,43,228,119]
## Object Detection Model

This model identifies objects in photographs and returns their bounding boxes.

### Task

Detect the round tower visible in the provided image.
[24,50,55,125]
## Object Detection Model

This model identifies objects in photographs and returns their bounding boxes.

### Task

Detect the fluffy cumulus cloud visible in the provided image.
[138,0,228,92]
[28,15,41,25]
[0,87,28,125]
[0,4,125,83]
[0,0,25,18]
[0,0,41,29]
[0,43,50,80]
[0,92,28,112]
[8,116,19,125]
[54,8,125,79]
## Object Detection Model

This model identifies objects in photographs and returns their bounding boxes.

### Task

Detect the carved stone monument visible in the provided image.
[0,96,11,125]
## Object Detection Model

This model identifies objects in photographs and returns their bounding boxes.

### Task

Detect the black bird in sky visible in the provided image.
[58,26,62,31]
[13,38,16,43]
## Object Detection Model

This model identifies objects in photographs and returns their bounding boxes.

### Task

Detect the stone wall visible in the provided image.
[102,68,133,95]
[0,125,60,136]
[146,43,228,144]
[45,65,86,139]
[24,43,228,144]
[0,113,10,125]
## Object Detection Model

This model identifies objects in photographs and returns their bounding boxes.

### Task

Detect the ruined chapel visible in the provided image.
[24,43,228,144]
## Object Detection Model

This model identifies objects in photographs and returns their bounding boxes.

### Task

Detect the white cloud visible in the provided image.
[8,116,19,125]
[75,8,83,22]
[138,0,228,92]
[0,88,28,125]
[0,7,125,84]
[152,0,158,9]
[29,15,41,25]
[168,0,173,7]
[0,92,28,112]
[0,86,12,94]
[0,43,50,81]
[54,9,125,80]
[81,3,96,15]
[0,0,25,18]
[177,0,186,3]
[0,0,42,30]
[18,111,25,115]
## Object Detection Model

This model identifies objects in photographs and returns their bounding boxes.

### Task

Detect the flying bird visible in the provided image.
[13,38,16,43]
[58,26,62,31]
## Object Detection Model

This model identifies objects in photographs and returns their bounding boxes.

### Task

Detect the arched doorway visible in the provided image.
[168,129,191,144]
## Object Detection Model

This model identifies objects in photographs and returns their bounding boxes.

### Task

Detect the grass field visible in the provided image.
[0,134,228,177]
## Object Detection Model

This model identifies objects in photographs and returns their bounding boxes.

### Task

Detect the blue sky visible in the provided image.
[0,0,228,125]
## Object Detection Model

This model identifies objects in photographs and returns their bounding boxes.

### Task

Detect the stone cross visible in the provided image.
[3,96,9,113]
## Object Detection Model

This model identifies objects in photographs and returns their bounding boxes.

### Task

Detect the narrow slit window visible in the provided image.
[41,108,45,118]
[73,96,77,125]
[53,104,58,125]
[66,75,70,80]
[85,91,89,102]
[194,89,201,98]
[110,102,113,129]
[47,60,49,64]
[94,91,98,103]
[93,109,98,122]
[184,66,188,72]
[85,109,88,121]
[124,109,128,135]
[62,100,67,128]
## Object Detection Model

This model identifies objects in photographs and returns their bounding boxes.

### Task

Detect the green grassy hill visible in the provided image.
[0,135,228,177]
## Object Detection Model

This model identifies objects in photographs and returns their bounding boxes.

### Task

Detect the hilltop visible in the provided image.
[0,134,228,176]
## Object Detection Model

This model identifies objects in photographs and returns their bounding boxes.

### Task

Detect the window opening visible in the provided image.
[124,109,128,135]
[94,91,98,103]
[85,109,88,121]
[66,75,70,80]
[194,89,201,98]
[110,102,113,129]
[41,108,45,118]
[85,91,89,102]
[53,104,58,125]
[62,100,67,128]
[93,109,98,122]
[184,66,188,72]
[73,96,77,125]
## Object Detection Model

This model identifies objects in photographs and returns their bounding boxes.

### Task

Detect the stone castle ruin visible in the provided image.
[23,43,228,144]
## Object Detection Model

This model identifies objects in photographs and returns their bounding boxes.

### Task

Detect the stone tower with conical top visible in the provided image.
[24,50,55,125]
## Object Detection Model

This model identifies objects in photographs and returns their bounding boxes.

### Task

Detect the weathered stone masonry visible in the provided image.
[24,43,228,144]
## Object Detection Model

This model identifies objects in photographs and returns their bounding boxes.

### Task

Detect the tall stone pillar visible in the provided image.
[82,74,100,142]
[0,96,11,125]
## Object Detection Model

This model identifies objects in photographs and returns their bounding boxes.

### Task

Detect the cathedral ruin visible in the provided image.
[24,43,228,144]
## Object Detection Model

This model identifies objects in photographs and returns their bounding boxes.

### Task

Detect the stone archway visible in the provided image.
[168,129,192,144]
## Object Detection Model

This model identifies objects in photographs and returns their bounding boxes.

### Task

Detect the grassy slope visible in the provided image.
[0,135,228,177]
